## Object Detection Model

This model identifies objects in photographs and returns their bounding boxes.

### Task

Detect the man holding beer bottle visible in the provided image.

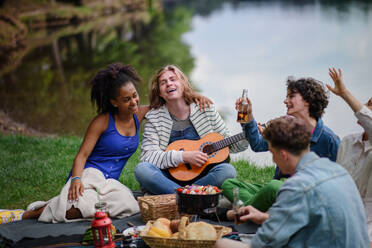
[222,77,340,212]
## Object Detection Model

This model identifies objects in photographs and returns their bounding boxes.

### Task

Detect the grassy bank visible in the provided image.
[0,135,275,210]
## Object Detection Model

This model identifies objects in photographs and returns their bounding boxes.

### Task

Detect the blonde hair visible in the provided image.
[149,65,195,109]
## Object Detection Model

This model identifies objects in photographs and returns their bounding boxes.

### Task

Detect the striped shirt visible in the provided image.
[140,103,249,169]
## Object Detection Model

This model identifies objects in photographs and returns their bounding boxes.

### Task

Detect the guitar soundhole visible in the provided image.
[202,144,214,155]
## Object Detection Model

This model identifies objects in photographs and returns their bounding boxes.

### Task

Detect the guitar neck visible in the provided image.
[213,132,246,151]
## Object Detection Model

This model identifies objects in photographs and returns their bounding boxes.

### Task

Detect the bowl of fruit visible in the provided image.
[175,185,222,215]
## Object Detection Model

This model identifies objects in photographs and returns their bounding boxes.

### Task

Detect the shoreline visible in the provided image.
[0,0,152,76]
[0,110,53,137]
[0,0,153,135]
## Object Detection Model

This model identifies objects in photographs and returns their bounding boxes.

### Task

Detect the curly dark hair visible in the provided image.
[286,77,329,119]
[263,116,311,155]
[90,63,141,114]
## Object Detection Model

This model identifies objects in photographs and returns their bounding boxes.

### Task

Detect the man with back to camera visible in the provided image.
[215,116,369,248]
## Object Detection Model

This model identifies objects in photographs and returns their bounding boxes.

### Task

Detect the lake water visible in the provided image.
[182,0,372,165]
[1,0,371,166]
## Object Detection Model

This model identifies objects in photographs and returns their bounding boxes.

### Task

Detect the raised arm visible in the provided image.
[236,96,269,152]
[327,68,364,113]
[328,68,372,137]
[206,104,248,153]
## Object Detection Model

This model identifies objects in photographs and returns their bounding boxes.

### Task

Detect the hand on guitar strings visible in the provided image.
[182,151,208,167]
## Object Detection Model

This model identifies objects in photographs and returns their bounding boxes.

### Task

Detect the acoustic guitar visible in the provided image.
[166,132,246,182]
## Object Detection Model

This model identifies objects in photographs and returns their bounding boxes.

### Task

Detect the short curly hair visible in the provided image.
[286,77,329,119]
[263,116,312,155]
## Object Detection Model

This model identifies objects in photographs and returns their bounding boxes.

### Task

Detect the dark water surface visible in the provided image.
[1,0,371,165]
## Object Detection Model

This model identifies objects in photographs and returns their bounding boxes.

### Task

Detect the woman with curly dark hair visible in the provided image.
[13,63,211,223]
[222,76,340,213]
[18,63,147,222]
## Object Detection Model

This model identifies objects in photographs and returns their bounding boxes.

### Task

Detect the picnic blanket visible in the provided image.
[0,212,259,247]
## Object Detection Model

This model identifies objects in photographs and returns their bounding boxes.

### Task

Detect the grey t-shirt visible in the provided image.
[170,113,193,131]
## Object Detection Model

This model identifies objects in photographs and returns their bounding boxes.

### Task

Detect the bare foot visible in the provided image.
[22,205,46,219]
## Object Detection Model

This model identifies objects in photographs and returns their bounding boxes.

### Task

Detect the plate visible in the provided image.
[122,225,146,236]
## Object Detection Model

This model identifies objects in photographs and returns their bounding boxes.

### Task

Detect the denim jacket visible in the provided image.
[251,152,369,248]
[242,118,340,179]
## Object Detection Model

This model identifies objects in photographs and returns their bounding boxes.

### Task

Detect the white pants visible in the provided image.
[31,168,139,223]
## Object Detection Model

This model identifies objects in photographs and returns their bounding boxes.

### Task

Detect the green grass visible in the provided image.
[0,135,275,210]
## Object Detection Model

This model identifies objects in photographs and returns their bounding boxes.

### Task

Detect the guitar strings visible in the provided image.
[213,132,245,150]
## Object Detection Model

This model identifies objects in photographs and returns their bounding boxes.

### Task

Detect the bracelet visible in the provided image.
[71,176,81,182]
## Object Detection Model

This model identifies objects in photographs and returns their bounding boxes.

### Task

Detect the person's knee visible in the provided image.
[265,180,282,191]
[224,163,237,178]
[134,162,151,181]
[222,178,235,191]
[261,180,282,196]
[216,164,236,187]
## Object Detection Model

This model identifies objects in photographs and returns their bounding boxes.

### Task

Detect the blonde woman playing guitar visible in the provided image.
[134,65,249,195]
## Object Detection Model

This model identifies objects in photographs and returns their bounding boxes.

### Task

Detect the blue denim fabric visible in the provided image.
[169,125,200,143]
[251,152,369,248]
[134,162,236,194]
[242,118,340,179]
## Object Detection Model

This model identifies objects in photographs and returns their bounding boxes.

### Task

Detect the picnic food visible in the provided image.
[178,216,190,239]
[140,216,233,247]
[152,217,172,236]
[176,185,222,215]
[178,217,216,240]
[147,226,172,238]
[144,216,218,241]
[185,222,217,240]
[176,185,221,195]
[170,219,181,233]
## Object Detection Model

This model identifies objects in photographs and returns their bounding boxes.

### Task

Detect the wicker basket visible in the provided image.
[140,221,232,248]
[138,194,179,222]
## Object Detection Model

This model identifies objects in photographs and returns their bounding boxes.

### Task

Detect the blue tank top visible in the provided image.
[69,113,139,181]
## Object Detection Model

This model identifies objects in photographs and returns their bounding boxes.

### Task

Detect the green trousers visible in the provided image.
[222,179,283,212]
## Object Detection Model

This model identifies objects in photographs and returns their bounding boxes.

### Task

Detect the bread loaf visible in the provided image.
[185,222,217,240]
[147,226,172,238]
[151,218,172,236]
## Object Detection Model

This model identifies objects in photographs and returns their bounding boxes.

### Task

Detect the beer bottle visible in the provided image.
[233,187,244,224]
[237,89,249,123]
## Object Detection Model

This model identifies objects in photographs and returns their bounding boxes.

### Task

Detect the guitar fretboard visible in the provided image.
[212,132,246,151]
